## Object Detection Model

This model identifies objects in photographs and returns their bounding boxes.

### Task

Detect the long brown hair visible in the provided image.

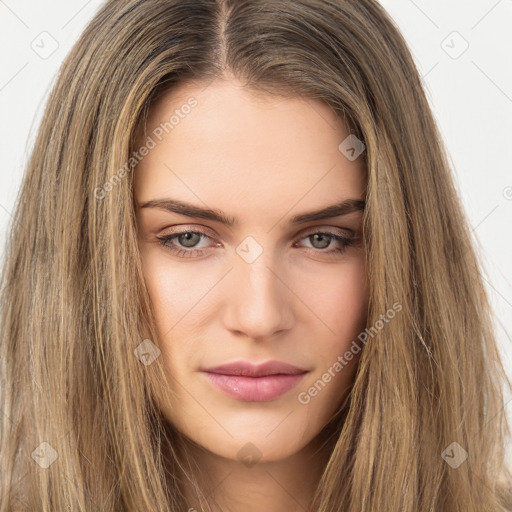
[1,0,511,510]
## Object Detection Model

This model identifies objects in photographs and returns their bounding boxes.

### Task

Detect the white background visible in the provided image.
[1,0,511,462]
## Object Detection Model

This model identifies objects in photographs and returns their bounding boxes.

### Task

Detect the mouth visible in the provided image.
[200,360,309,402]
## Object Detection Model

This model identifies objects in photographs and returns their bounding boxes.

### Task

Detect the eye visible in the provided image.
[156,227,357,259]
[293,230,355,258]
[156,228,215,259]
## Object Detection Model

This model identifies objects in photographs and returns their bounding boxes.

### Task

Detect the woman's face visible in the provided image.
[134,78,368,462]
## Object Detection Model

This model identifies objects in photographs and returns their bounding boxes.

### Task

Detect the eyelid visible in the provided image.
[158,224,354,242]
[158,225,217,239]
[297,225,355,238]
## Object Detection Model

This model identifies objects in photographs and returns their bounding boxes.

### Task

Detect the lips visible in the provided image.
[201,360,309,401]
[202,360,308,377]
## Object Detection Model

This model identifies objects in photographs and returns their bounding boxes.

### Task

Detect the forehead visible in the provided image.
[133,79,366,220]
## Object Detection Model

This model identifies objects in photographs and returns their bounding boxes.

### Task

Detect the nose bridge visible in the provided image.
[225,235,294,337]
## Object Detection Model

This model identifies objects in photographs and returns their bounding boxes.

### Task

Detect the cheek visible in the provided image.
[141,251,212,331]
[333,261,368,363]
[333,260,368,336]
[296,255,369,345]
[296,259,368,418]
[140,252,222,378]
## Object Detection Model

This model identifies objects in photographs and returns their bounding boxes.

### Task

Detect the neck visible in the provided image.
[176,426,338,512]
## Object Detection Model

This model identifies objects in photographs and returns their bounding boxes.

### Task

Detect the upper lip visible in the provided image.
[201,360,308,377]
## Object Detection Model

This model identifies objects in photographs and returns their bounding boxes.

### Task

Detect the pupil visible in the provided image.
[180,233,199,247]
[312,234,329,249]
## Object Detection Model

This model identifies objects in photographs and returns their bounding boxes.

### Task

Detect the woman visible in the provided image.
[1,0,510,510]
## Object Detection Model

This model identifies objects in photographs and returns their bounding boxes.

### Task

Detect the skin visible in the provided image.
[134,77,369,512]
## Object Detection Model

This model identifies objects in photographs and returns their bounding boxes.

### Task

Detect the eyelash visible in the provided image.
[156,227,355,259]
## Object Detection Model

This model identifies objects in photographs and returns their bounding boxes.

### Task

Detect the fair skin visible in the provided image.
[134,77,368,512]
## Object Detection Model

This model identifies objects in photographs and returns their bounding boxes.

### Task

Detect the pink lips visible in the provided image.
[201,360,308,402]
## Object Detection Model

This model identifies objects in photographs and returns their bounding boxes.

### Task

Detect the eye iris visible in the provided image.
[311,233,330,249]
[179,232,201,248]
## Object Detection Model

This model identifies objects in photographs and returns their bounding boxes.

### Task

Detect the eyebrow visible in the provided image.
[138,197,365,227]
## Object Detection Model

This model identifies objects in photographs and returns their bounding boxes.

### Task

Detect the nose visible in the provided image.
[222,245,295,340]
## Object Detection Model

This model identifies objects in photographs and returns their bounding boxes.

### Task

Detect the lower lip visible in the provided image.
[202,372,307,402]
